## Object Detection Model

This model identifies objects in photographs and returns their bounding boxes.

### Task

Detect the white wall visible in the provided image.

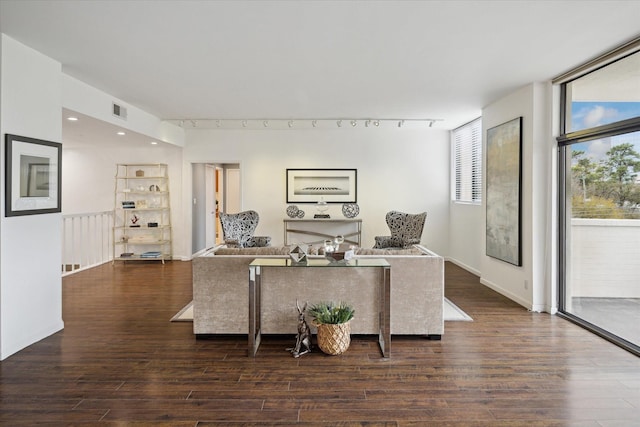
[448,202,483,275]
[480,83,553,312]
[182,128,451,255]
[0,35,64,359]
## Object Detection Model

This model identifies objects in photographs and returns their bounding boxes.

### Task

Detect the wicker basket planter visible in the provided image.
[315,321,351,355]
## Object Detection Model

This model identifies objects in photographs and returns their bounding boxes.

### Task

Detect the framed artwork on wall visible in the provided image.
[5,134,62,217]
[286,169,357,203]
[485,117,522,266]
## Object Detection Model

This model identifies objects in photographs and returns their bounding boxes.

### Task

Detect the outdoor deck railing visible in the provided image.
[569,218,640,298]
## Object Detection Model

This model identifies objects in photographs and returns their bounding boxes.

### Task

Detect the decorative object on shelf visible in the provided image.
[287,300,311,358]
[308,301,354,355]
[149,184,160,192]
[135,170,144,177]
[342,203,359,218]
[147,222,158,228]
[314,197,330,218]
[140,251,161,258]
[122,200,135,209]
[289,244,308,264]
[130,214,140,227]
[136,199,147,209]
[297,209,305,218]
[286,205,299,218]
[137,185,146,191]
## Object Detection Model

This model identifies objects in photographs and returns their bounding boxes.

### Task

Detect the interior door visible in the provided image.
[215,166,224,244]
[205,165,216,248]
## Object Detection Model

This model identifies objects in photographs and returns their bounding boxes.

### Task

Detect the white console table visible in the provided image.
[283,218,362,246]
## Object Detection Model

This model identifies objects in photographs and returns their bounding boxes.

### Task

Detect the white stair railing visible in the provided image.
[62,210,113,276]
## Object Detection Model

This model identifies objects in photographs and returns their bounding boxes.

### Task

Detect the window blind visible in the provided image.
[452,118,482,203]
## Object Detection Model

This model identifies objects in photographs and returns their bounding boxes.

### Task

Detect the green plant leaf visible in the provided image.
[308,301,354,324]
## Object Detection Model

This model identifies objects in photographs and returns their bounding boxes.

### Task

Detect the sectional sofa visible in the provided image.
[192,245,444,338]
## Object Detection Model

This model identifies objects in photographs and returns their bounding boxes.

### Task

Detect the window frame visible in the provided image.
[452,117,482,204]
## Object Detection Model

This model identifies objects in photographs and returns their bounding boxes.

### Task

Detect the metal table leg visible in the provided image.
[248,265,262,356]
[379,266,391,357]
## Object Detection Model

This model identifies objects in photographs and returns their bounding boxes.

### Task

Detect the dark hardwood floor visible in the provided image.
[1,260,638,426]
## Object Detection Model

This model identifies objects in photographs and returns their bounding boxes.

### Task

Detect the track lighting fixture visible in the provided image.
[169,118,441,129]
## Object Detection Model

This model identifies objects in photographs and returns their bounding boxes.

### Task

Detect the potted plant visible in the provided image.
[308,301,355,355]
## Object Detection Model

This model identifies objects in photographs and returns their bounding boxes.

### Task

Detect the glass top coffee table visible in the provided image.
[248,258,391,357]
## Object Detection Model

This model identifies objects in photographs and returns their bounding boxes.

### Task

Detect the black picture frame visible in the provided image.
[485,117,522,266]
[286,168,357,203]
[5,134,62,217]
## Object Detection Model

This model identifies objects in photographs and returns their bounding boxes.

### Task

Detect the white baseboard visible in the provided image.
[479,277,535,311]
[445,257,481,277]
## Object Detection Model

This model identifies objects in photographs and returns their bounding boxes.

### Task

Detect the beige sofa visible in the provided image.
[192,245,444,338]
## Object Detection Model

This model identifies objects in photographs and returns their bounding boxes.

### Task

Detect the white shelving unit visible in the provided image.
[112,164,172,263]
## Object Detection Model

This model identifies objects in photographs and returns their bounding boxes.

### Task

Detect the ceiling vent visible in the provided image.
[112,102,127,120]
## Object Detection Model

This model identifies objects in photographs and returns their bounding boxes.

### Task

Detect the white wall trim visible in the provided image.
[445,257,481,277]
[480,276,544,312]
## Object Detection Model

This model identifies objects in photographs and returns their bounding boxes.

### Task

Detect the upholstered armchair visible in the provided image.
[219,210,271,248]
[373,210,427,249]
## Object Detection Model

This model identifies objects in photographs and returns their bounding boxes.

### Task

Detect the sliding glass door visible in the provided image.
[558,51,640,355]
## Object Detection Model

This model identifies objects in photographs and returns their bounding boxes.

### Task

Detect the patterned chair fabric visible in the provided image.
[219,210,271,248]
[373,210,427,249]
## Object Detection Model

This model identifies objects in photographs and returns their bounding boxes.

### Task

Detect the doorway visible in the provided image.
[192,163,241,255]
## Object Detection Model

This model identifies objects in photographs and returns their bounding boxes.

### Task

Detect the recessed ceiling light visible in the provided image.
[150,141,158,145]
[117,131,125,136]
[67,117,78,121]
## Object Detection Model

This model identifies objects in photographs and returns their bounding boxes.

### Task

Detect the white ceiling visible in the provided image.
[1,0,639,131]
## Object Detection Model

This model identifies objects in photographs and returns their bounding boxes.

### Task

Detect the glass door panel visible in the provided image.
[563,132,640,348]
